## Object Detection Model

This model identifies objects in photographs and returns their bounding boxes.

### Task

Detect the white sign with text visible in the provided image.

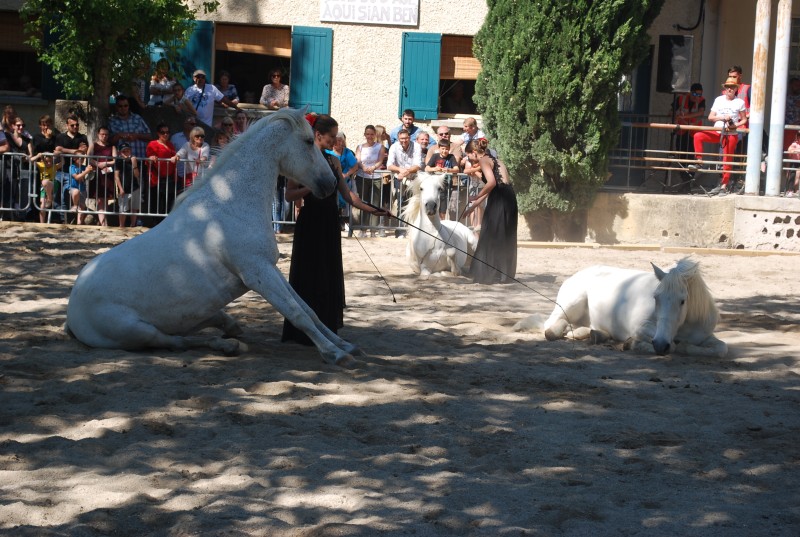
[320,0,419,27]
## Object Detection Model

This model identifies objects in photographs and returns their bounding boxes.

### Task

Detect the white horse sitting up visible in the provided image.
[66,108,364,367]
[402,172,476,277]
[538,258,727,357]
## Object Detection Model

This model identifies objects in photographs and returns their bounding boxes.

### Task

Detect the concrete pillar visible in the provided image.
[745,0,772,195]
[765,0,794,196]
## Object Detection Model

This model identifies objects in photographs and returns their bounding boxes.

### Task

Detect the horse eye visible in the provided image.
[680,299,685,305]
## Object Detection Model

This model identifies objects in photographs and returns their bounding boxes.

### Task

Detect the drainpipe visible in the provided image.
[765,0,793,196]
[745,0,772,195]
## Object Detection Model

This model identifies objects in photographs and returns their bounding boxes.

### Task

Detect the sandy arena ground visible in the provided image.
[0,221,799,536]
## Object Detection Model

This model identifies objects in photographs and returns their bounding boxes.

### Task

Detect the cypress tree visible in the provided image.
[474,0,665,235]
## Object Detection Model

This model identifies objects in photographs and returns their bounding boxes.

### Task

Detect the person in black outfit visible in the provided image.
[281,113,385,345]
[463,138,518,284]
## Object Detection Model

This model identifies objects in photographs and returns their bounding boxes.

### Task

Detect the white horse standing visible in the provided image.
[540,258,727,357]
[402,172,476,277]
[66,108,363,367]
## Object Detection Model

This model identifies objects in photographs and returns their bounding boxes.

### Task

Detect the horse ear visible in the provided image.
[651,262,667,281]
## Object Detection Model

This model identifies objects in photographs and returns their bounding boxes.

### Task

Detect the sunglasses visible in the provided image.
[194,135,205,138]
[437,132,450,136]
[15,123,24,127]
[159,129,170,134]
[67,123,79,127]
[222,122,233,126]
[194,75,206,79]
[272,74,281,78]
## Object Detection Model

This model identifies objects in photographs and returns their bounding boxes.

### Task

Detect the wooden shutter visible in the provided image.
[289,26,333,114]
[399,32,441,120]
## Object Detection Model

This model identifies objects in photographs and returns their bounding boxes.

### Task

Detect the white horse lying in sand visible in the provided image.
[522,258,727,357]
[66,108,363,367]
[402,172,476,277]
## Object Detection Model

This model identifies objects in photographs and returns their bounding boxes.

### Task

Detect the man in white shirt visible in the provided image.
[386,129,421,237]
[184,70,238,127]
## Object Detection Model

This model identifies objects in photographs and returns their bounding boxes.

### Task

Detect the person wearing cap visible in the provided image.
[184,69,239,127]
[674,82,706,154]
[689,76,747,195]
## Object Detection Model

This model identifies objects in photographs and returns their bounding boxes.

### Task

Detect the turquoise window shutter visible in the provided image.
[290,26,333,114]
[399,33,441,120]
[177,20,214,89]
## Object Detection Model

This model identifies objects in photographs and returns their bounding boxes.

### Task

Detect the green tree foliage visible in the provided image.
[474,0,665,215]
[21,0,218,120]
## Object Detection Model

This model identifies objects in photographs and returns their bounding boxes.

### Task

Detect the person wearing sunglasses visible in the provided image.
[175,126,209,191]
[260,69,289,110]
[673,82,705,155]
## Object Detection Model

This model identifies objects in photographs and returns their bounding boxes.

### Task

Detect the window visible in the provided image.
[214,24,292,105]
[791,18,800,75]
[0,11,43,97]
[398,32,481,119]
[439,35,479,115]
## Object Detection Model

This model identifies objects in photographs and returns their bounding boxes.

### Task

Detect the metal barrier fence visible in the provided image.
[0,152,480,233]
[609,115,800,193]
[346,171,478,237]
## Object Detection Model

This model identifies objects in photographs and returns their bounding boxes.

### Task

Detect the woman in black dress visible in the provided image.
[281,114,384,345]
[463,138,518,284]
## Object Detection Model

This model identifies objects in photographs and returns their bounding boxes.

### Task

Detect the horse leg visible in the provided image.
[589,329,611,344]
[570,326,592,340]
[240,264,358,367]
[190,310,244,337]
[446,247,462,277]
[96,309,243,355]
[543,289,588,341]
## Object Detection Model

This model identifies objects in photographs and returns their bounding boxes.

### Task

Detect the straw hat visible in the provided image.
[722,76,739,88]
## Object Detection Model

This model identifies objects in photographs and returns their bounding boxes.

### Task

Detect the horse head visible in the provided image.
[235,108,336,199]
[650,259,699,355]
[416,172,447,217]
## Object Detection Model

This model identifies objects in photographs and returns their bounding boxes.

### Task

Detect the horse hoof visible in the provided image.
[544,328,560,341]
[221,339,245,356]
[334,354,359,369]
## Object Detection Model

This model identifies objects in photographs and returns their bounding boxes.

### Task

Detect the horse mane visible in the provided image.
[173,108,309,210]
[658,257,719,329]
[401,176,422,222]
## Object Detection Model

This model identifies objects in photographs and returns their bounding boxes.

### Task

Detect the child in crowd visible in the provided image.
[171,83,197,117]
[30,153,61,223]
[425,138,460,219]
[68,141,92,224]
[114,142,141,227]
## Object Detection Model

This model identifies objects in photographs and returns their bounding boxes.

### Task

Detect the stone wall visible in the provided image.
[517,192,800,252]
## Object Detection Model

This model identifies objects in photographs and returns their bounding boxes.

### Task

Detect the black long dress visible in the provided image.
[469,157,518,284]
[281,152,345,345]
